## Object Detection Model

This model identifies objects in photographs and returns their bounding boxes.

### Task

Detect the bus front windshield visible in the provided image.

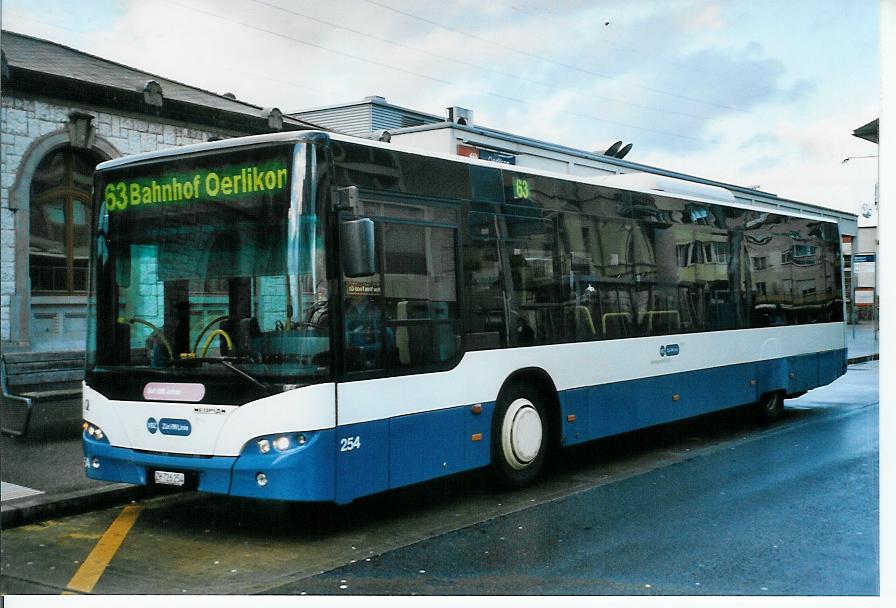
[87,143,330,391]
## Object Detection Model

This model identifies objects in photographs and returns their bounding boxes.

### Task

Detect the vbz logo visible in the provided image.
[147,417,159,434]
[660,344,680,357]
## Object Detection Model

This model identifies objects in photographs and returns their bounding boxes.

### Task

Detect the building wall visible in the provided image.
[1,93,246,350]
[295,104,374,137]
[294,97,441,137]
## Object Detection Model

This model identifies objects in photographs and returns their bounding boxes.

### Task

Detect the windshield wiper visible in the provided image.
[175,356,269,394]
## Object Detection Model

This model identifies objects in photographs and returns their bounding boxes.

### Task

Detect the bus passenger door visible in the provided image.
[336,202,463,502]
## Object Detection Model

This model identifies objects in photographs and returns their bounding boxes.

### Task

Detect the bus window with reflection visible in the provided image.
[87,143,331,404]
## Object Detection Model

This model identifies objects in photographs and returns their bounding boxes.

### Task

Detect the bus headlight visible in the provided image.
[248,432,313,455]
[83,421,109,443]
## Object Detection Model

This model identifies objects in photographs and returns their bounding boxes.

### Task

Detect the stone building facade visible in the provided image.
[1,31,313,353]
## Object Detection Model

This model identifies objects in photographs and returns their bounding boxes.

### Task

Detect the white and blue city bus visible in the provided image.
[83,130,847,504]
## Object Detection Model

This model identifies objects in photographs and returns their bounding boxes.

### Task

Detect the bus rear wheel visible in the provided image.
[755,391,784,423]
[491,383,548,488]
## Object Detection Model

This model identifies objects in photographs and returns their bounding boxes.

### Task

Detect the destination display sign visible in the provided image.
[456,144,516,165]
[103,160,289,212]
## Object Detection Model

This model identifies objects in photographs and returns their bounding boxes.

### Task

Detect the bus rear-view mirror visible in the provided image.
[341,218,375,277]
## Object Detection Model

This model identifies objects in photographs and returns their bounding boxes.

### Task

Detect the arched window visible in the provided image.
[29,146,101,294]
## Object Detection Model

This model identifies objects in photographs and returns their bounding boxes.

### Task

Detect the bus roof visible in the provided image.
[96,130,848,226]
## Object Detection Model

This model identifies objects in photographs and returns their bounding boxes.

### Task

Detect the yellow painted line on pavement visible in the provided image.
[65,505,143,594]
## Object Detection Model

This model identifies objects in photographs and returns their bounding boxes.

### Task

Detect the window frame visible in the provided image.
[340,197,463,380]
[29,146,99,295]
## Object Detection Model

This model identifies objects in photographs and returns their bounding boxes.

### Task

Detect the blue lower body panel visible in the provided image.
[334,402,494,504]
[230,430,336,501]
[335,420,389,503]
[559,349,847,446]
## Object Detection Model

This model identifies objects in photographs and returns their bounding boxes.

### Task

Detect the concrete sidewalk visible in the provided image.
[844,322,880,361]
[0,324,881,528]
[0,432,157,528]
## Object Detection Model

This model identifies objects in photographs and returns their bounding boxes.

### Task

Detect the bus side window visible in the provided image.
[344,290,391,371]
[465,213,505,350]
[382,222,458,369]
[347,219,460,372]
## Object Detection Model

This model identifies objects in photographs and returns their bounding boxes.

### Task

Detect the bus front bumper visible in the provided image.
[83,429,336,502]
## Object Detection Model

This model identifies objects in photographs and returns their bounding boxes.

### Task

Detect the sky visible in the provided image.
[1,0,882,215]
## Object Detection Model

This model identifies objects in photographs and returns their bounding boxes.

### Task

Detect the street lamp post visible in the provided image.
[841,153,879,343]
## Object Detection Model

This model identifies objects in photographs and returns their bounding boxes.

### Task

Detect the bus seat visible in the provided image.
[602,312,633,339]
[396,301,411,365]
[235,317,260,356]
[564,304,595,338]
[646,310,680,334]
[397,300,455,365]
[396,300,432,366]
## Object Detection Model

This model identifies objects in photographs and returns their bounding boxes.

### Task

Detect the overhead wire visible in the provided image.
[163,0,712,142]
[9,0,719,142]
[363,0,749,113]
[507,1,763,99]
[248,0,715,123]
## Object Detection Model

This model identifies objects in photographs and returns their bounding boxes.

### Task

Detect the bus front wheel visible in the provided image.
[491,383,548,488]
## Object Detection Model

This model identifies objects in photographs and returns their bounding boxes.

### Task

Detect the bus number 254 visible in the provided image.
[340,436,361,452]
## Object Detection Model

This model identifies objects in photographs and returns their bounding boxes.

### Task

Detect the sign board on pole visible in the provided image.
[855,289,875,306]
[854,253,876,288]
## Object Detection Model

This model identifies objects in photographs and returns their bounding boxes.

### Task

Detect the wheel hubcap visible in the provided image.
[502,399,543,470]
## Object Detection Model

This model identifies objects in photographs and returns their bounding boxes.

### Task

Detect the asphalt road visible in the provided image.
[288,359,877,596]
[281,392,879,595]
[0,361,879,596]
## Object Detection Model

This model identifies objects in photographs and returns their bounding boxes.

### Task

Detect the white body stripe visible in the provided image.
[84,383,336,456]
[337,323,844,425]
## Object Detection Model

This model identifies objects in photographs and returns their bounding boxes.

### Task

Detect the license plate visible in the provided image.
[154,470,185,486]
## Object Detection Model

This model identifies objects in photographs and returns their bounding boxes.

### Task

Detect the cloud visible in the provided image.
[8,0,807,156]
[689,4,724,30]
[672,47,816,108]
[740,132,779,149]
[739,155,779,173]
[2,0,878,216]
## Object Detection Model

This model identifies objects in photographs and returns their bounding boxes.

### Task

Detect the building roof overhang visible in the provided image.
[1,31,320,134]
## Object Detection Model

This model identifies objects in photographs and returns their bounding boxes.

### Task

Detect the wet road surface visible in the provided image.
[280,397,878,595]
[278,360,880,595]
[0,362,878,596]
